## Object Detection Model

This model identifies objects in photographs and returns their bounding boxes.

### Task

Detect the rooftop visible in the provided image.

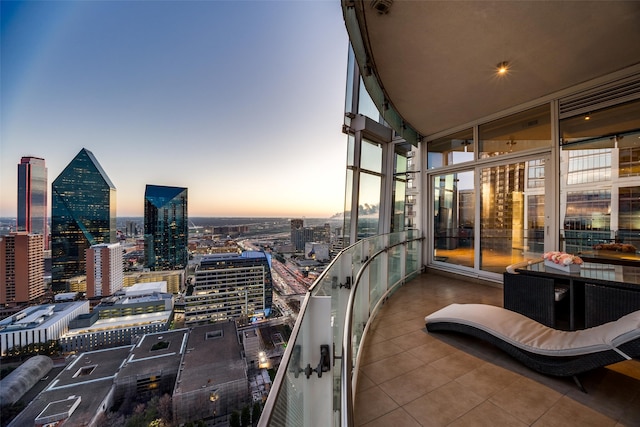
[9,346,133,426]
[0,301,88,332]
[175,322,246,394]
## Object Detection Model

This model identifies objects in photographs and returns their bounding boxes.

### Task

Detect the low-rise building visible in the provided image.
[0,301,89,356]
[8,346,133,427]
[58,283,174,353]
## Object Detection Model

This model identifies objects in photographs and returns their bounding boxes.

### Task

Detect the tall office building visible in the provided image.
[17,157,48,249]
[51,148,116,291]
[144,185,188,271]
[184,251,273,326]
[86,243,124,298]
[0,232,44,305]
[290,218,304,250]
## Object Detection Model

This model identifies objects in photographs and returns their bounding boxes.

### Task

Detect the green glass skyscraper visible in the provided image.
[144,185,188,271]
[51,148,116,291]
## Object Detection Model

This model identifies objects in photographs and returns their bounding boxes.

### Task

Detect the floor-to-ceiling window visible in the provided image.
[357,139,382,239]
[429,104,552,276]
[433,171,474,268]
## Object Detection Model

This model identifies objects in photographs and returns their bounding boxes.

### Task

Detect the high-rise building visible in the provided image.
[0,232,44,305]
[144,185,188,271]
[86,243,124,298]
[51,148,116,291]
[17,157,48,249]
[290,218,304,250]
[184,251,273,326]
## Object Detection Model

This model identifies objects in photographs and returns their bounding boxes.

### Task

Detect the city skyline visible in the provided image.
[1,1,349,219]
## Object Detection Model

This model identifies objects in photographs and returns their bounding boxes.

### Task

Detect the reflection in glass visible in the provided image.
[479,162,528,273]
[559,99,640,261]
[619,187,640,250]
[433,171,474,268]
[479,104,551,158]
[392,152,407,233]
[428,128,474,168]
[357,173,381,239]
[361,139,382,173]
[358,78,379,122]
[343,169,354,247]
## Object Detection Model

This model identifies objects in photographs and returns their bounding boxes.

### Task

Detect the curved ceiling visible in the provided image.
[353,1,640,138]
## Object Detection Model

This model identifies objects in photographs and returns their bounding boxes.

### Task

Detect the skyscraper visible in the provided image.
[86,243,124,298]
[144,185,188,271]
[0,232,44,305]
[17,157,48,248]
[51,148,116,291]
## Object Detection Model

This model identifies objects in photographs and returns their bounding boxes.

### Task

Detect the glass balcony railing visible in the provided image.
[259,230,423,426]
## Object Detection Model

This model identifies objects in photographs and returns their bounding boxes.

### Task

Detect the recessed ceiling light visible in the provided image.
[497,61,509,75]
[584,113,591,121]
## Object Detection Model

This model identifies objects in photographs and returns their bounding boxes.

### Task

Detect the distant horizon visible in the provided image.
[1,2,348,218]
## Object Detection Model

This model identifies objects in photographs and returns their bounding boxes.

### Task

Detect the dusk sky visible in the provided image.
[1,1,349,218]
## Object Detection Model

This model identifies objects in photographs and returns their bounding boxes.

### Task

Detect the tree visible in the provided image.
[229,410,241,427]
[158,393,173,423]
[241,405,250,427]
[252,402,262,426]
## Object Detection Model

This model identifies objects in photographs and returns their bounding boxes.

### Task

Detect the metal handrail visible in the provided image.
[258,231,423,427]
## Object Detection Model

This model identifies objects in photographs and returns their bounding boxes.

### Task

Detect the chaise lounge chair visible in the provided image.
[425,304,640,391]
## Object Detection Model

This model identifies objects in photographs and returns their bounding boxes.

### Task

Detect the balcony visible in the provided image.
[259,232,640,426]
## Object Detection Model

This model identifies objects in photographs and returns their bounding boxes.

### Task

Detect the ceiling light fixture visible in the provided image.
[497,61,509,75]
[584,113,591,121]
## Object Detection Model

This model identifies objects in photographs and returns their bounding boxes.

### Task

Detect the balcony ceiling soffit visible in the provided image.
[359,1,640,138]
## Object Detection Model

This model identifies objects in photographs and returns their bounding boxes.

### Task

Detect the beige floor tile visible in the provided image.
[360,340,405,366]
[407,339,457,364]
[455,362,521,398]
[360,351,425,385]
[360,407,421,427]
[355,369,376,393]
[403,381,484,427]
[448,401,528,427]
[378,364,451,406]
[389,329,434,351]
[428,349,485,380]
[354,386,399,426]
[489,377,563,425]
[532,395,617,427]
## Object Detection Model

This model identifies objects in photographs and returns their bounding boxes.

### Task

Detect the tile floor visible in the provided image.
[354,272,640,426]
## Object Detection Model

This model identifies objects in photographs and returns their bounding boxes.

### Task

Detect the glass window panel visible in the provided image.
[433,171,474,268]
[427,128,474,168]
[392,152,408,232]
[560,100,640,145]
[360,139,382,173]
[343,169,353,247]
[357,78,380,122]
[558,101,640,260]
[344,46,355,115]
[346,134,355,167]
[479,104,551,158]
[562,190,611,253]
[619,130,640,177]
[357,173,381,239]
[618,187,640,254]
[479,162,529,273]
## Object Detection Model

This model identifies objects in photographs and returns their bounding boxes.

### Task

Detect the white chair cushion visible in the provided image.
[425,304,640,357]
